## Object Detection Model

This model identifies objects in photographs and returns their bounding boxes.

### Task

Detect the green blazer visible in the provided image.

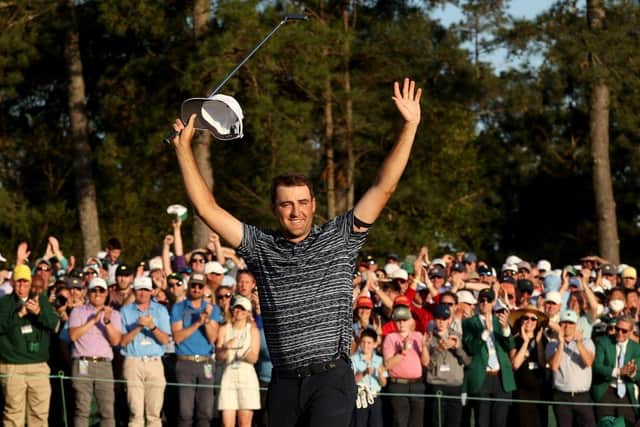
[592,335,640,405]
[462,314,516,394]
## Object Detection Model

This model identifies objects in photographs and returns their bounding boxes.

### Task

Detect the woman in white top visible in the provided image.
[216,295,261,427]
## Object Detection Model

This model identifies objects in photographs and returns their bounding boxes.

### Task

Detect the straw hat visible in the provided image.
[508,305,548,328]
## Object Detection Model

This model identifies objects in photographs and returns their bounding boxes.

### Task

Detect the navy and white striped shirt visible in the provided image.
[236,210,368,369]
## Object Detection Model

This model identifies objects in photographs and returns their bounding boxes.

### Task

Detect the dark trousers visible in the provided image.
[596,387,637,425]
[552,389,596,427]
[427,384,462,427]
[162,354,179,426]
[175,359,215,427]
[352,397,383,427]
[511,387,548,427]
[268,359,355,427]
[253,379,269,427]
[474,374,510,427]
[387,381,425,427]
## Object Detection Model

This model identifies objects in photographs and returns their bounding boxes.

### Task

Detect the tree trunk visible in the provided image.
[342,5,355,211]
[63,0,101,258]
[192,0,214,249]
[323,64,336,219]
[587,0,620,263]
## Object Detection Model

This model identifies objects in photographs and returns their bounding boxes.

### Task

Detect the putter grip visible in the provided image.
[164,130,180,145]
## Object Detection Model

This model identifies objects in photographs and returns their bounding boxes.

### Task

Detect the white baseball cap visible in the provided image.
[457,290,477,305]
[204,261,227,275]
[181,94,244,140]
[536,260,551,273]
[133,277,153,290]
[390,269,409,281]
[88,278,108,290]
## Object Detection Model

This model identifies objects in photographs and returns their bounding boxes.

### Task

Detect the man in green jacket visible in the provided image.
[0,264,58,426]
[593,315,640,424]
[462,288,515,427]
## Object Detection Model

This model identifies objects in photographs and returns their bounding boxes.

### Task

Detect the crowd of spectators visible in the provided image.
[0,222,639,427]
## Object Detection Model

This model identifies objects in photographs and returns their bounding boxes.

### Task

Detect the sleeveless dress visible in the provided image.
[218,323,261,410]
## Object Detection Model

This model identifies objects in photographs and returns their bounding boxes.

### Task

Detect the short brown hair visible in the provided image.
[270,173,314,205]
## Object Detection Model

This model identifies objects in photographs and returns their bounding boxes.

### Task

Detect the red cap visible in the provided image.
[393,295,411,307]
[355,296,374,309]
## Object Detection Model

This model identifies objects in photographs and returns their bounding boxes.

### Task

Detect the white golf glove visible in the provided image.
[356,384,376,409]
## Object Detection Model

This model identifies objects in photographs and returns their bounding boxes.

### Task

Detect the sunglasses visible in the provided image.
[441,302,455,306]
[615,326,631,333]
[84,271,97,276]
[521,316,538,322]
[168,281,183,288]
[191,258,205,264]
[36,267,50,272]
[190,283,205,290]
[217,293,232,299]
[478,298,494,304]
[90,288,107,294]
[204,294,213,298]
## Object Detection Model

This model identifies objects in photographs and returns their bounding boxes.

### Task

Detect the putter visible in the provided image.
[164,13,309,144]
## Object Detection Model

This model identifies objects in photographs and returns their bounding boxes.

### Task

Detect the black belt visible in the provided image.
[274,358,342,378]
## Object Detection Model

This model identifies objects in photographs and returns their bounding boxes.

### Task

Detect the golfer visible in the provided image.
[171,78,421,427]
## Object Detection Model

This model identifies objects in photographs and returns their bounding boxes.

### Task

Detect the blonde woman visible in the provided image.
[216,295,260,427]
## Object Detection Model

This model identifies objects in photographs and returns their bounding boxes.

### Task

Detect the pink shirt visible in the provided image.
[68,304,121,359]
[383,331,423,379]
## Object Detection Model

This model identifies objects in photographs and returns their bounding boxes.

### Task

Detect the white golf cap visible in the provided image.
[537,260,551,273]
[501,263,517,273]
[133,277,153,291]
[383,263,400,276]
[148,257,163,271]
[204,261,227,275]
[431,258,446,268]
[167,204,188,221]
[88,278,108,290]
[457,290,477,305]
[390,269,409,281]
[505,255,522,266]
[181,94,244,140]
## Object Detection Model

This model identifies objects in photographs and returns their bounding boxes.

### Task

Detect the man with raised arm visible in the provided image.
[172,78,421,427]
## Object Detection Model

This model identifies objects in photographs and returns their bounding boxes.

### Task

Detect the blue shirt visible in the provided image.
[171,298,222,356]
[257,327,272,383]
[351,351,385,393]
[119,301,171,357]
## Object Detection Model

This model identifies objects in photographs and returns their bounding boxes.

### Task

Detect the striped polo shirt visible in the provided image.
[237,210,368,369]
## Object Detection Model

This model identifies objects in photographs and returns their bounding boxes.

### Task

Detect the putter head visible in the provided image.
[181,94,244,141]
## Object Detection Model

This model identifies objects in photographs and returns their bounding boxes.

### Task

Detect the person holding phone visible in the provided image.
[425,303,470,427]
[462,288,516,427]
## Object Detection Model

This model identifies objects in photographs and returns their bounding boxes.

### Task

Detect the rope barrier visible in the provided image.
[1,372,639,409]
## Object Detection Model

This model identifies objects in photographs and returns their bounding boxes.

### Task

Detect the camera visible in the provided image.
[54,295,68,309]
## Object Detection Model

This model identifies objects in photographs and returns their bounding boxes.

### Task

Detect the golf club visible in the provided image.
[164,13,309,144]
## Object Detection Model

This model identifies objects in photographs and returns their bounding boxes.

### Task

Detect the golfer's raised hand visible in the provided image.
[172,114,197,148]
[392,78,422,125]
